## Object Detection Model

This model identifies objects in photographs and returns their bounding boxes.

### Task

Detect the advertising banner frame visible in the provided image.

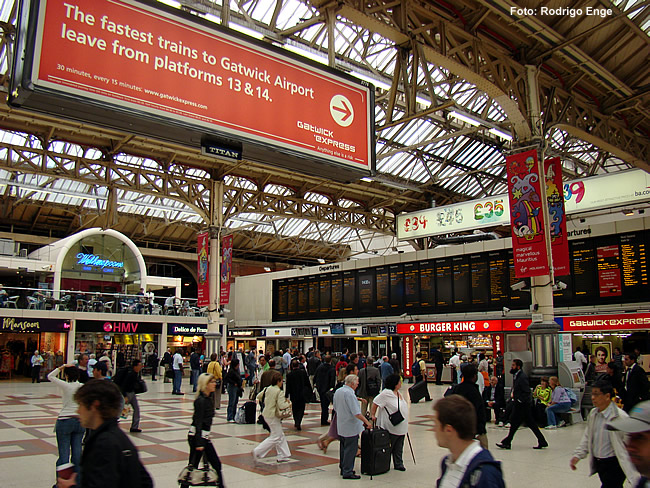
[220,234,233,305]
[197,231,209,307]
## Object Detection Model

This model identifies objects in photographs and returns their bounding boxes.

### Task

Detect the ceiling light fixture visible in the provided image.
[489,127,513,141]
[449,110,482,127]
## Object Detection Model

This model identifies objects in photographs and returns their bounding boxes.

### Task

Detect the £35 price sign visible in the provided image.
[474,199,505,223]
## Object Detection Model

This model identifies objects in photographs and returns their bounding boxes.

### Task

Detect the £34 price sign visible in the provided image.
[403,216,428,234]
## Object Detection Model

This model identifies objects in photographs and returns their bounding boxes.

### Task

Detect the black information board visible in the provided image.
[287,278,298,317]
[420,260,436,309]
[357,268,375,316]
[375,266,390,313]
[390,264,404,311]
[343,270,356,314]
[331,273,343,314]
[436,258,452,309]
[276,279,288,320]
[319,274,331,314]
[452,256,470,308]
[308,275,319,315]
[596,236,622,298]
[404,262,420,310]
[297,276,308,317]
[470,254,489,309]
[621,233,649,300]
[571,239,598,302]
[489,251,509,307]
[508,253,530,308]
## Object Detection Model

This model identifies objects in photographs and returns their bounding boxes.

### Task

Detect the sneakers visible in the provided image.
[252,451,261,465]
[497,422,504,427]
[276,458,291,463]
[504,423,511,429]
[545,425,557,430]
[558,420,567,428]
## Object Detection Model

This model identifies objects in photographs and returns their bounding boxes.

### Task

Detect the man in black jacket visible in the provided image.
[190,348,201,393]
[313,355,336,425]
[306,350,321,398]
[483,375,506,424]
[454,364,488,448]
[431,346,444,385]
[496,359,548,450]
[121,359,145,433]
[623,353,650,412]
[57,379,152,488]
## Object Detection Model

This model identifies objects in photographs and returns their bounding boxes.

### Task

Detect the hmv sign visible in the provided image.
[77,320,162,334]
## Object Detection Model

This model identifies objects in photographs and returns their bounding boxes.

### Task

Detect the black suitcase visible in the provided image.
[409,380,429,403]
[360,427,391,477]
[243,401,256,424]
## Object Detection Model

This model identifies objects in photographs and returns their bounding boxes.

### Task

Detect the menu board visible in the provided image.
[470,254,489,308]
[308,276,319,315]
[357,268,375,315]
[390,264,404,310]
[597,241,622,297]
[331,273,343,313]
[489,252,509,306]
[404,262,420,309]
[297,276,308,316]
[452,256,470,307]
[620,233,648,300]
[375,266,390,313]
[420,260,436,309]
[277,280,288,319]
[508,253,529,308]
[287,278,298,317]
[343,270,356,313]
[319,274,331,313]
[436,258,452,309]
[571,240,597,302]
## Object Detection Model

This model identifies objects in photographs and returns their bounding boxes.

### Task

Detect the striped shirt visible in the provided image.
[439,440,483,488]
[591,401,616,459]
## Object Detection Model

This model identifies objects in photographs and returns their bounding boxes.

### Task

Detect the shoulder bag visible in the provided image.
[385,392,405,426]
[276,391,293,419]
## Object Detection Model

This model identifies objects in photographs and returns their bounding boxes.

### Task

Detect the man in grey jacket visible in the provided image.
[357,356,381,416]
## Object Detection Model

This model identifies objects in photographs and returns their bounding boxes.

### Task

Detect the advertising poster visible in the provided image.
[220,234,233,305]
[196,231,209,307]
[544,157,570,275]
[506,149,549,277]
[402,335,414,378]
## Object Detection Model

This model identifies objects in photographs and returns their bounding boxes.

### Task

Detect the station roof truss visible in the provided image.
[0,0,646,265]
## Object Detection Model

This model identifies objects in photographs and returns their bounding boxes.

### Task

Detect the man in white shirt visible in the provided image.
[606,400,650,488]
[433,395,505,488]
[172,349,184,395]
[574,348,587,372]
[449,351,461,385]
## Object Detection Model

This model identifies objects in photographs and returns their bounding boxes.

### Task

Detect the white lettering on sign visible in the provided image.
[569,317,650,327]
[416,322,477,333]
[76,253,124,268]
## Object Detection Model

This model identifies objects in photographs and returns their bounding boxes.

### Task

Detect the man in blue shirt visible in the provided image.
[379,356,394,389]
[333,374,372,479]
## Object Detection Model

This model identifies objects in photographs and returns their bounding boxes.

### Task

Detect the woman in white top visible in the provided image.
[371,373,409,471]
[47,364,84,484]
[252,371,292,463]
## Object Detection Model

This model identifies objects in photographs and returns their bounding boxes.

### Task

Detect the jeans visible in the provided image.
[173,369,182,393]
[126,392,140,429]
[546,402,571,426]
[191,369,200,392]
[339,434,358,477]
[55,418,84,480]
[226,384,239,421]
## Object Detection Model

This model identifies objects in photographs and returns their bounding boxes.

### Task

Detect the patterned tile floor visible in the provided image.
[0,379,603,487]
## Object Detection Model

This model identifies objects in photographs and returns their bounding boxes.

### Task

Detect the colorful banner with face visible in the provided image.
[544,157,570,276]
[197,231,209,307]
[220,235,233,305]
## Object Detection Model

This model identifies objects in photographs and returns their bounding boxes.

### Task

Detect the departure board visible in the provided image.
[452,256,470,307]
[319,274,331,313]
[470,254,489,308]
[597,241,622,297]
[287,278,298,317]
[277,280,288,319]
[436,258,452,309]
[331,273,343,313]
[357,268,376,315]
[390,264,404,310]
[508,253,529,308]
[308,276,319,315]
[297,276,308,316]
[420,260,436,309]
[404,262,420,309]
[571,240,597,302]
[489,252,509,306]
[343,270,356,313]
[620,233,648,300]
[552,274,572,305]
[375,266,390,313]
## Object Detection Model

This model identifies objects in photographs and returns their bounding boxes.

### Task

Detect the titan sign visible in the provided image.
[10,0,374,180]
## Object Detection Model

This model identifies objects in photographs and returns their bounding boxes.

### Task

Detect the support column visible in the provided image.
[525,64,560,380]
[204,179,224,356]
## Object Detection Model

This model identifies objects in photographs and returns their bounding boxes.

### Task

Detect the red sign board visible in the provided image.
[491,333,505,354]
[506,149,550,278]
[196,231,209,307]
[220,235,233,305]
[402,335,414,378]
[544,157,570,276]
[562,313,650,332]
[396,320,503,335]
[502,319,532,332]
[597,245,622,297]
[28,0,372,172]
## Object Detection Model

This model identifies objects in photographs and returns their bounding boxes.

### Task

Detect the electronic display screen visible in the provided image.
[287,278,298,317]
[470,254,489,308]
[319,274,331,314]
[404,262,420,310]
[357,268,376,316]
[419,260,436,309]
[390,264,404,311]
[436,258,452,309]
[620,233,648,300]
[343,270,356,314]
[297,276,308,317]
[571,239,597,302]
[489,251,509,307]
[452,256,470,308]
[508,252,529,308]
[331,273,343,313]
[308,275,320,315]
[375,266,390,313]
[277,280,288,319]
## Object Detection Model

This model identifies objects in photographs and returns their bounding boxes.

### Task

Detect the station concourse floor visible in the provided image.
[0,379,603,488]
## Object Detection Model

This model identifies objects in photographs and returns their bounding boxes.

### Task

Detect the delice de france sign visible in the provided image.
[14,0,373,174]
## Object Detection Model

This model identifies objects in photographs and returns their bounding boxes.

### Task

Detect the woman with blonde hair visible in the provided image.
[206,353,223,410]
[252,371,292,463]
[182,373,224,488]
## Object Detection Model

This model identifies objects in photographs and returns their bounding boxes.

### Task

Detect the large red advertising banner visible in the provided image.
[196,231,209,307]
[396,320,503,334]
[220,235,233,306]
[506,149,550,278]
[31,0,371,170]
[544,157,570,276]
[402,335,414,378]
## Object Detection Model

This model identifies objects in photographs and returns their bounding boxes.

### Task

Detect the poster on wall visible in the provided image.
[544,157,570,275]
[197,231,209,307]
[220,235,233,305]
[402,335,414,378]
[506,148,549,278]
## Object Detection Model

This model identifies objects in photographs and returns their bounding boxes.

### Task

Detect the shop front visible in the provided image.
[0,317,70,380]
[75,319,162,369]
[260,327,310,355]
[227,328,265,354]
[167,323,207,358]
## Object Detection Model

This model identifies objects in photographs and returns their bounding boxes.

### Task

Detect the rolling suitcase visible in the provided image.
[243,400,256,424]
[409,380,429,403]
[360,427,391,478]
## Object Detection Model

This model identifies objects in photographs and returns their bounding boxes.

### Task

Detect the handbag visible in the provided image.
[177,454,218,487]
[134,378,147,394]
[276,394,292,419]
[249,382,259,401]
[385,393,405,426]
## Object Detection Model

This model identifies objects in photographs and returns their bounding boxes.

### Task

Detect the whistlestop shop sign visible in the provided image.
[13,0,373,174]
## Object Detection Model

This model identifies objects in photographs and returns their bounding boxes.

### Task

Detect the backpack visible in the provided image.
[112,367,129,392]
[365,370,381,396]
[565,387,578,407]
[412,360,421,377]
